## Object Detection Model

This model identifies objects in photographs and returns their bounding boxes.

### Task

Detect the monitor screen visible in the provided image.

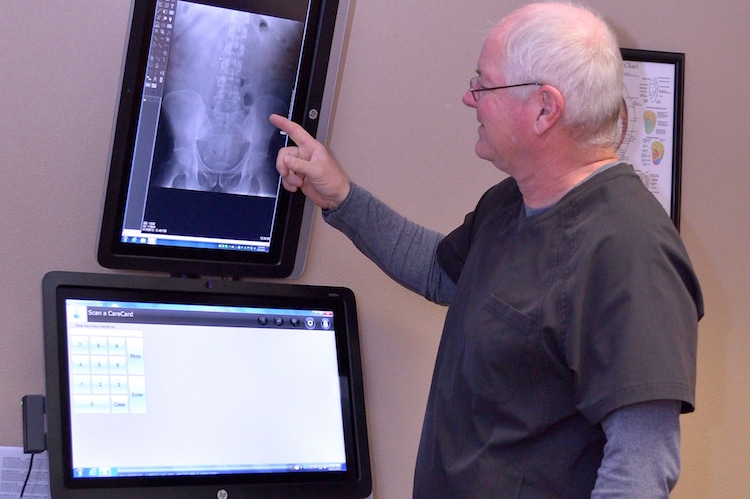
[42,271,371,498]
[98,0,347,278]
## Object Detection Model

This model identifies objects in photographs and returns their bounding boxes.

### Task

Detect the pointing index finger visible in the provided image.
[269,113,314,148]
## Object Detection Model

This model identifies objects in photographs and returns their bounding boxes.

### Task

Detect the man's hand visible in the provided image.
[270,114,351,210]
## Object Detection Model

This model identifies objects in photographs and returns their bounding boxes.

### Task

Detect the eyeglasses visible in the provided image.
[469,76,542,102]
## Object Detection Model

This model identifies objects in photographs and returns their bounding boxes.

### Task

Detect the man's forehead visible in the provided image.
[476,35,504,81]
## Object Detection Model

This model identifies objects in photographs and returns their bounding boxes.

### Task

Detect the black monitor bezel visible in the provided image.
[98,0,342,278]
[42,271,371,498]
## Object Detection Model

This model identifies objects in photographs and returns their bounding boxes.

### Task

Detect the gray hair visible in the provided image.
[499,2,623,149]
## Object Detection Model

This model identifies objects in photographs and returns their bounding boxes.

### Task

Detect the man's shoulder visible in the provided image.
[567,163,672,228]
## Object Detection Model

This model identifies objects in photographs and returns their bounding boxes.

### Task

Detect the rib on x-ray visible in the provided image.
[152,3,304,197]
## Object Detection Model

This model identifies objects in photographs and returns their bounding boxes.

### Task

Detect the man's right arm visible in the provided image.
[270,114,454,304]
[323,183,456,305]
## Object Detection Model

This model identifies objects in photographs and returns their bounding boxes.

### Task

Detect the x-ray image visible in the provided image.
[151,3,304,197]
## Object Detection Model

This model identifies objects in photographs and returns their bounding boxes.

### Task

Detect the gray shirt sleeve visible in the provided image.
[322,182,456,305]
[592,400,682,498]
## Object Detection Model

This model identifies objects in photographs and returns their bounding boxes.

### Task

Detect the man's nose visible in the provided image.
[462,90,477,108]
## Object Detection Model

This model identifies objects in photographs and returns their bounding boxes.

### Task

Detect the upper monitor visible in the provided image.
[98,0,348,278]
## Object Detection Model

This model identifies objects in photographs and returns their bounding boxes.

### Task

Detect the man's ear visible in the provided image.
[533,85,564,135]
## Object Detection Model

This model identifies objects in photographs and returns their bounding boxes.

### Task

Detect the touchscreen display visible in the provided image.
[97,0,343,277]
[64,298,346,478]
[121,0,305,254]
[43,272,371,498]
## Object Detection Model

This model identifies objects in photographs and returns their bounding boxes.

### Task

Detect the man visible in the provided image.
[270,2,703,497]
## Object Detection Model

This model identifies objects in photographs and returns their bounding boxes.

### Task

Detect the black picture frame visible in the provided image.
[617,48,685,229]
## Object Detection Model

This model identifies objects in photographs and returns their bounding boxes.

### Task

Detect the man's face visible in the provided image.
[463,30,529,175]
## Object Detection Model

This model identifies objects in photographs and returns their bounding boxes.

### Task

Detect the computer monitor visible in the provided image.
[42,271,371,498]
[98,0,349,278]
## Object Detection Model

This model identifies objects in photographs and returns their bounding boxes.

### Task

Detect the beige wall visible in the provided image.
[1,0,747,497]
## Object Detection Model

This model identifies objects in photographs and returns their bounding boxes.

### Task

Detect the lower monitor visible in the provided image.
[42,271,371,498]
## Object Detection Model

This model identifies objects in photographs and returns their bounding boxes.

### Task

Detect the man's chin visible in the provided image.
[474,142,493,162]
